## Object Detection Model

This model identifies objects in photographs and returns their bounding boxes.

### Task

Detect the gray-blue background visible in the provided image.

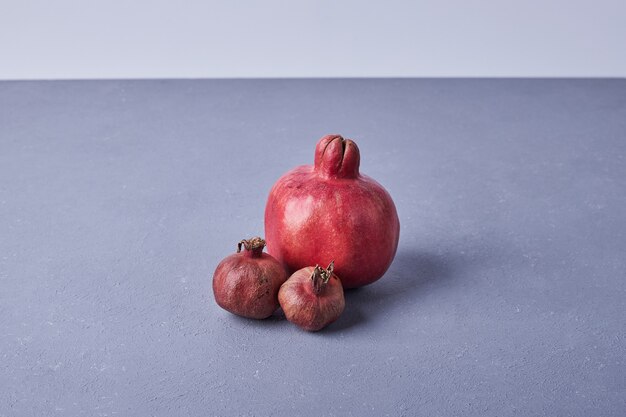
[1,79,625,416]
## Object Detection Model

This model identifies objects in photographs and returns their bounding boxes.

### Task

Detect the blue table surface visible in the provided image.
[1,79,625,416]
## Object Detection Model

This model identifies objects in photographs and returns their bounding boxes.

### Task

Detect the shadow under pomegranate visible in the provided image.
[319,250,455,333]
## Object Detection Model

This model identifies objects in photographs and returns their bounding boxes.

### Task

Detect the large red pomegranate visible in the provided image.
[264,134,400,288]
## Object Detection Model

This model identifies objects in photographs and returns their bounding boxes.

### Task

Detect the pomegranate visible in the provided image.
[265,134,400,288]
[212,237,287,319]
[278,262,345,331]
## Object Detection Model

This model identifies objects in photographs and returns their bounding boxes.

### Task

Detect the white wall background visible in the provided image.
[1,0,625,79]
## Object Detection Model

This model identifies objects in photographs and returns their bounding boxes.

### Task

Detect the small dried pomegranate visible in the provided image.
[278,262,345,331]
[265,134,400,288]
[212,237,287,319]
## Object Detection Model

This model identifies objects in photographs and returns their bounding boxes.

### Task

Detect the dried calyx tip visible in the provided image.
[311,261,335,294]
[237,237,266,253]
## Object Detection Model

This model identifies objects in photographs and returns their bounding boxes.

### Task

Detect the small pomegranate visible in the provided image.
[265,134,400,288]
[212,237,287,319]
[278,262,345,331]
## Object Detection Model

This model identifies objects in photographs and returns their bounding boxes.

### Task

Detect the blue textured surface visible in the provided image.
[1,79,625,416]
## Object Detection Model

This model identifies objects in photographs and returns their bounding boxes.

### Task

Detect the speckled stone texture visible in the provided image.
[1,79,625,416]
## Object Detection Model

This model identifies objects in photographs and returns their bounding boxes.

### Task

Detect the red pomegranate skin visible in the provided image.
[265,134,400,288]
[212,238,287,319]
[278,265,345,332]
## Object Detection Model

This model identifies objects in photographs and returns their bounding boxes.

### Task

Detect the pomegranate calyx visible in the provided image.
[311,261,335,294]
[237,237,266,258]
[314,134,360,179]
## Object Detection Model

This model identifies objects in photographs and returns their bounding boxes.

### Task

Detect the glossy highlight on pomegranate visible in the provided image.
[278,262,345,331]
[265,134,400,288]
[212,237,287,319]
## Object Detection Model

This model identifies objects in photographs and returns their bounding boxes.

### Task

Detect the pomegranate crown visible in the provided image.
[237,237,266,257]
[313,134,360,179]
[311,261,335,294]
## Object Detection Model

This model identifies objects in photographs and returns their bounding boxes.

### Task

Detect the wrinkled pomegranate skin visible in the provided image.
[265,136,400,288]
[212,252,287,319]
[278,267,345,331]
